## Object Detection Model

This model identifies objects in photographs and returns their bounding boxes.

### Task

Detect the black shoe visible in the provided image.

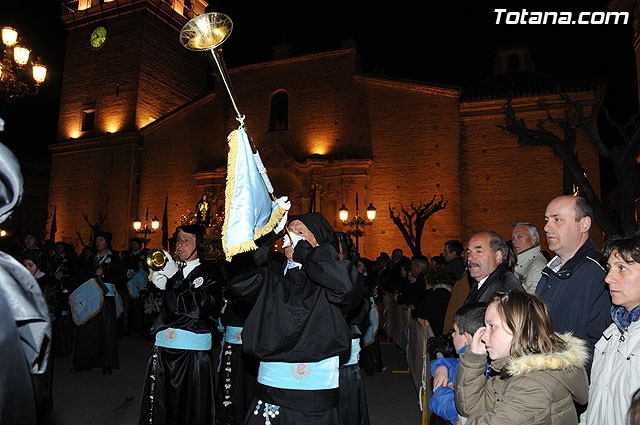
[102,367,112,375]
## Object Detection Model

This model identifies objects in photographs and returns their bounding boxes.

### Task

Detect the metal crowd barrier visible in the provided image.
[381,293,438,425]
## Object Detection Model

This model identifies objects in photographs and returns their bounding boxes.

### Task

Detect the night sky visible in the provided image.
[1,0,637,175]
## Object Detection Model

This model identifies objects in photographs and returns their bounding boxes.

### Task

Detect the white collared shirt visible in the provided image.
[547,255,563,273]
[477,275,489,289]
[182,258,201,277]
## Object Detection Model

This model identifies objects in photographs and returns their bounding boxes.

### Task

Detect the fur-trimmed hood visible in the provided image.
[507,333,588,376]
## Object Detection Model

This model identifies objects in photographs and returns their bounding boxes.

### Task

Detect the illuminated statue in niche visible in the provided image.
[196,194,211,227]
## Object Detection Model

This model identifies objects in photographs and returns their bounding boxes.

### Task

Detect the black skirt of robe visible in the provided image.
[53,313,73,357]
[359,336,383,374]
[72,296,119,370]
[243,383,341,425]
[339,363,369,425]
[138,345,216,425]
[217,341,258,425]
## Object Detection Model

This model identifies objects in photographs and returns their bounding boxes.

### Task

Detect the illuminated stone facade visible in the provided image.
[50,1,601,259]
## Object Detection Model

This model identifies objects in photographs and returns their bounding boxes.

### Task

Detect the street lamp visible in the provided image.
[132,207,160,247]
[1,26,47,100]
[339,193,376,252]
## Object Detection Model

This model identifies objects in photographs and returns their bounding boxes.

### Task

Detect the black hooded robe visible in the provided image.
[138,261,223,425]
[230,213,362,425]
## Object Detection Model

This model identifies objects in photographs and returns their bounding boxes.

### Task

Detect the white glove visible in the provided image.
[282,231,306,249]
[275,196,291,234]
[150,250,179,290]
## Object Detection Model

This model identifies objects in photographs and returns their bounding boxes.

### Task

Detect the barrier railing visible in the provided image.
[381,293,438,425]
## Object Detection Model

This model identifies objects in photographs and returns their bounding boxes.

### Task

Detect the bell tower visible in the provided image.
[49,0,210,250]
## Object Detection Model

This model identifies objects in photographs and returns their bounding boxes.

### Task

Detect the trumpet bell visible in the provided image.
[146,249,167,271]
[180,12,233,51]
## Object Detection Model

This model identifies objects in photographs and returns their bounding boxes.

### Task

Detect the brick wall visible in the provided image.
[51,36,603,257]
[362,78,463,260]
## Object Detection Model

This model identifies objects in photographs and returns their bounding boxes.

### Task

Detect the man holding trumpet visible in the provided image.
[138,224,224,425]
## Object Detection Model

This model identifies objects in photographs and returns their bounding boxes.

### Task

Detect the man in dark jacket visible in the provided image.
[464,230,524,304]
[535,195,611,374]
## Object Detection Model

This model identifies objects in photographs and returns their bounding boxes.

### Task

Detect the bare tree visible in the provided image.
[389,195,448,257]
[75,211,108,247]
[502,87,640,236]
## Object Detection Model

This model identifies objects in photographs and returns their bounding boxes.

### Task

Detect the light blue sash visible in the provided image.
[345,338,361,366]
[224,326,243,344]
[155,328,212,351]
[258,356,339,390]
[362,299,379,346]
[103,282,116,296]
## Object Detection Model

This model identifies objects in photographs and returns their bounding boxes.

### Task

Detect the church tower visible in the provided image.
[50,0,209,249]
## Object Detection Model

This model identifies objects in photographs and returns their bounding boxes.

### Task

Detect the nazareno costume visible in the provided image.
[23,249,63,418]
[72,230,124,373]
[336,232,370,425]
[216,287,259,425]
[139,225,224,425]
[0,143,51,425]
[230,213,363,425]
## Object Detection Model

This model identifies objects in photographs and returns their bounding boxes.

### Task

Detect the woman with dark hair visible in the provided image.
[358,257,384,376]
[22,250,62,420]
[71,230,125,375]
[582,232,640,425]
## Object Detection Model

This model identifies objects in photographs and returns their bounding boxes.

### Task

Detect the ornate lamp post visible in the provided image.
[339,193,376,252]
[132,207,160,247]
[0,26,47,100]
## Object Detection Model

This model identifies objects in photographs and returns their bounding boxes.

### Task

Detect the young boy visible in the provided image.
[429,302,487,425]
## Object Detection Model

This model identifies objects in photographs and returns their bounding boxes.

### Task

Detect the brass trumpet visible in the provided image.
[146,249,185,280]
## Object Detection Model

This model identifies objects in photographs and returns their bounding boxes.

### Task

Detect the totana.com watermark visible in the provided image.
[495,9,629,25]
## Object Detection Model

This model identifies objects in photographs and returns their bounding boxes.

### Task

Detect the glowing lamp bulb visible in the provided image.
[339,204,349,222]
[2,27,17,47]
[13,46,30,65]
[32,63,46,83]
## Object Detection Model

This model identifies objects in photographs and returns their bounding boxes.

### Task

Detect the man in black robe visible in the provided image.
[230,213,363,425]
[139,225,224,425]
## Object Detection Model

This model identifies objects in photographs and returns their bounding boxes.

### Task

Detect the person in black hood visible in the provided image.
[230,212,363,425]
[336,232,370,425]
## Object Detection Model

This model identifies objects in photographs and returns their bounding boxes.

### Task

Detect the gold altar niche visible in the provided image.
[180,194,225,261]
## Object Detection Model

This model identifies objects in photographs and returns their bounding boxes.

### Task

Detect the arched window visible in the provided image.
[507,54,521,73]
[269,92,288,131]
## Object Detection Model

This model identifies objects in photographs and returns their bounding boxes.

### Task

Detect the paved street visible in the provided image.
[41,334,422,425]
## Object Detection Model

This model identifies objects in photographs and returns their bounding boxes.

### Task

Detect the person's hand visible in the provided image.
[433,366,449,391]
[470,326,487,355]
[392,291,398,302]
[274,196,291,234]
[150,251,178,290]
[95,267,104,278]
[292,240,313,264]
